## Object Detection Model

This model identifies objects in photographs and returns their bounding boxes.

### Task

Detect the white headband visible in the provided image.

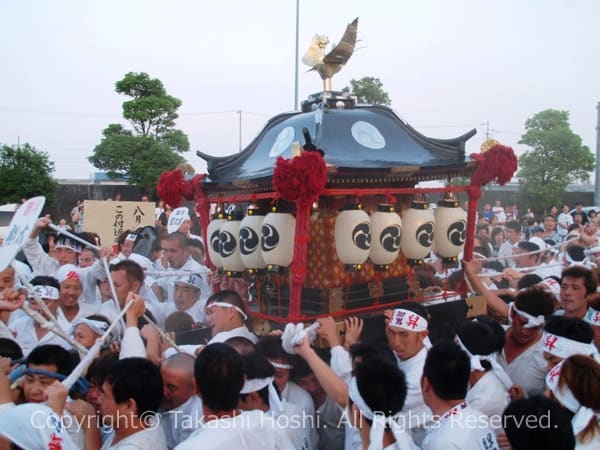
[55,236,82,253]
[584,246,600,260]
[388,309,428,332]
[207,301,247,320]
[125,234,137,242]
[546,362,598,435]
[31,285,60,300]
[564,250,590,268]
[454,335,513,389]
[584,307,600,327]
[537,277,561,297]
[71,318,109,336]
[240,376,284,414]
[348,377,414,450]
[174,273,203,290]
[269,359,293,370]
[55,264,81,284]
[542,332,594,360]
[508,302,545,328]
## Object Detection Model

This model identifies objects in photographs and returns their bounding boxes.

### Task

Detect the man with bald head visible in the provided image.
[160,353,203,448]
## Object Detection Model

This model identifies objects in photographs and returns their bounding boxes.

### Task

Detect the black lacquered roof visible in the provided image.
[197,97,476,186]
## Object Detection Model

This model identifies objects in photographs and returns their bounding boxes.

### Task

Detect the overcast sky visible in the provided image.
[1,0,599,180]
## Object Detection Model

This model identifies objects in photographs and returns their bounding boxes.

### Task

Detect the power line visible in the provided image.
[0,106,272,118]
[0,107,118,118]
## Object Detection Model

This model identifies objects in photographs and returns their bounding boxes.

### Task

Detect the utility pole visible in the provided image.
[237,110,242,152]
[294,0,300,111]
[595,102,600,205]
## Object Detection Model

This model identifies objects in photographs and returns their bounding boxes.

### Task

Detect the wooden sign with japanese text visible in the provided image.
[83,200,155,245]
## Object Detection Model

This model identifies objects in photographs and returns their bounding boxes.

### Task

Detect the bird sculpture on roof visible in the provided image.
[302,17,359,92]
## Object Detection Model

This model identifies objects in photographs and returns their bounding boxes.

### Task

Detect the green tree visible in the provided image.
[89,72,189,189]
[515,109,594,212]
[342,76,391,105]
[0,143,57,205]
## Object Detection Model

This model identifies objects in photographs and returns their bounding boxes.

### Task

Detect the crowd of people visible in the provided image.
[0,196,598,450]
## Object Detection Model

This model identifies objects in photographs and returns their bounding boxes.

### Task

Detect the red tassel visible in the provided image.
[157,169,195,208]
[471,144,518,187]
[273,151,328,204]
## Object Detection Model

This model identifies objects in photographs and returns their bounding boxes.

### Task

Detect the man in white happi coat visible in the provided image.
[464,259,556,395]
[99,260,156,324]
[152,273,207,328]
[347,354,416,450]
[109,231,137,265]
[421,342,498,450]
[98,357,167,449]
[175,343,294,450]
[256,335,318,449]
[239,352,310,450]
[454,318,512,431]
[155,232,210,303]
[205,290,257,345]
[5,277,73,356]
[160,353,203,448]
[384,302,433,445]
[22,216,106,306]
[53,264,98,329]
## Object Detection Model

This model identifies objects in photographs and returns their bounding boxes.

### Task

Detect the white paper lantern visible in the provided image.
[219,206,245,276]
[400,200,435,265]
[206,214,226,268]
[335,204,371,271]
[261,212,296,268]
[239,208,267,272]
[434,197,467,263]
[370,204,402,271]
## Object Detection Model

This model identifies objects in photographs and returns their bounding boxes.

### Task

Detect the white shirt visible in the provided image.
[315,395,345,450]
[110,252,128,266]
[271,400,310,450]
[396,347,432,446]
[466,371,510,431]
[152,298,207,328]
[56,302,99,330]
[21,238,105,306]
[101,417,167,449]
[421,403,498,450]
[10,316,73,356]
[557,212,573,236]
[498,241,517,268]
[281,382,318,450]
[498,333,547,396]
[207,325,258,345]
[156,258,210,303]
[161,395,203,448]
[175,409,295,450]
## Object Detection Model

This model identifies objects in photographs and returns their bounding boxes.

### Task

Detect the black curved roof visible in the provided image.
[197,97,476,188]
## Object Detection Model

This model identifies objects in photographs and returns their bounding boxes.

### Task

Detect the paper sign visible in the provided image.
[167,207,190,234]
[83,200,155,245]
[0,196,46,270]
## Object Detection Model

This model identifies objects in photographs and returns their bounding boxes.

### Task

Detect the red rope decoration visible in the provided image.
[273,150,327,319]
[470,144,518,187]
[273,151,328,204]
[157,168,193,208]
